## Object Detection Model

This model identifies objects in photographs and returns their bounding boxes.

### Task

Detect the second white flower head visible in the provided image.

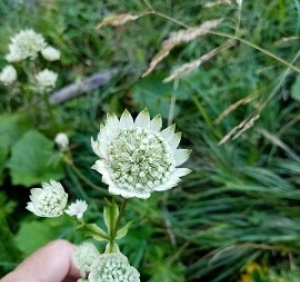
[91,109,191,199]
[65,199,88,219]
[26,179,68,217]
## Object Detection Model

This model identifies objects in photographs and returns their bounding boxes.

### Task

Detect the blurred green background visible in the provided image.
[1,0,300,281]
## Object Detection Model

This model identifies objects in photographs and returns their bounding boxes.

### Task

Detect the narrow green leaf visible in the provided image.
[116,221,132,239]
[291,74,300,101]
[79,223,109,241]
[103,199,119,233]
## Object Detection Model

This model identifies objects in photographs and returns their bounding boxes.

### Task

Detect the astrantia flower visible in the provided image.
[73,242,100,274]
[26,179,68,217]
[41,46,61,61]
[91,109,191,199]
[35,69,58,91]
[65,199,88,219]
[0,65,17,86]
[89,253,140,282]
[5,29,46,62]
[54,132,69,151]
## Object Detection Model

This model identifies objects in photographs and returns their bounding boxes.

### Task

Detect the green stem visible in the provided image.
[42,92,59,131]
[109,198,129,252]
[68,162,109,195]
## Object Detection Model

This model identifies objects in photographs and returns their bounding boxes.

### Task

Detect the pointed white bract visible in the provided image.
[65,199,88,219]
[91,109,191,199]
[26,179,68,217]
[5,29,46,62]
[89,253,140,282]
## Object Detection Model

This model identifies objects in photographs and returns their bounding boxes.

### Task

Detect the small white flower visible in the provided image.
[41,46,61,61]
[89,253,140,282]
[236,0,243,6]
[73,242,100,274]
[54,132,69,151]
[91,109,191,199]
[35,69,58,91]
[65,199,88,219]
[26,179,68,217]
[5,29,46,62]
[0,65,17,86]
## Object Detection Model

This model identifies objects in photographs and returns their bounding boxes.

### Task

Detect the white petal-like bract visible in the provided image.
[26,179,68,217]
[91,108,191,198]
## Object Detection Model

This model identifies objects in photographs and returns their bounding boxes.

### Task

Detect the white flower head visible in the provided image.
[41,46,61,61]
[236,0,243,7]
[89,253,140,282]
[65,199,88,219]
[35,69,58,92]
[5,29,46,62]
[54,132,69,151]
[91,109,191,199]
[73,242,100,274]
[0,65,17,86]
[26,179,68,217]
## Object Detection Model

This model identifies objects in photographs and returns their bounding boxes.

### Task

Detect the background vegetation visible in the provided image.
[1,0,300,281]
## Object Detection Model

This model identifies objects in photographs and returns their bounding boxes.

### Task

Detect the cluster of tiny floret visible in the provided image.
[6,29,46,62]
[26,180,68,217]
[73,242,100,273]
[0,29,60,91]
[89,253,140,282]
[107,128,174,192]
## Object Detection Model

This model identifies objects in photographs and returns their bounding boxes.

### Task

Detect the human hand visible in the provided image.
[1,240,80,282]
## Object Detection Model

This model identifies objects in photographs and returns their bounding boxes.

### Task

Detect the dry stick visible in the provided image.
[49,68,119,105]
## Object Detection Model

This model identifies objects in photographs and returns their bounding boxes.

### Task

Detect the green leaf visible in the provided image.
[6,130,63,187]
[0,113,33,184]
[103,198,119,233]
[79,223,109,241]
[116,221,132,239]
[132,73,189,119]
[291,74,300,101]
[14,217,73,256]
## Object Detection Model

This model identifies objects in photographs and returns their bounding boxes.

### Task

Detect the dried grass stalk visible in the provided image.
[96,13,141,29]
[215,96,253,124]
[142,18,223,77]
[164,39,235,82]
[218,114,260,145]
[204,0,231,8]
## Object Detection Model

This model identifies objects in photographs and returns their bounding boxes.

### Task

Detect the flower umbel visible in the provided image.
[92,109,191,198]
[26,179,68,217]
[0,65,17,86]
[35,69,58,91]
[73,242,100,274]
[54,132,69,151]
[65,199,88,219]
[41,46,61,61]
[5,29,46,62]
[89,253,140,282]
